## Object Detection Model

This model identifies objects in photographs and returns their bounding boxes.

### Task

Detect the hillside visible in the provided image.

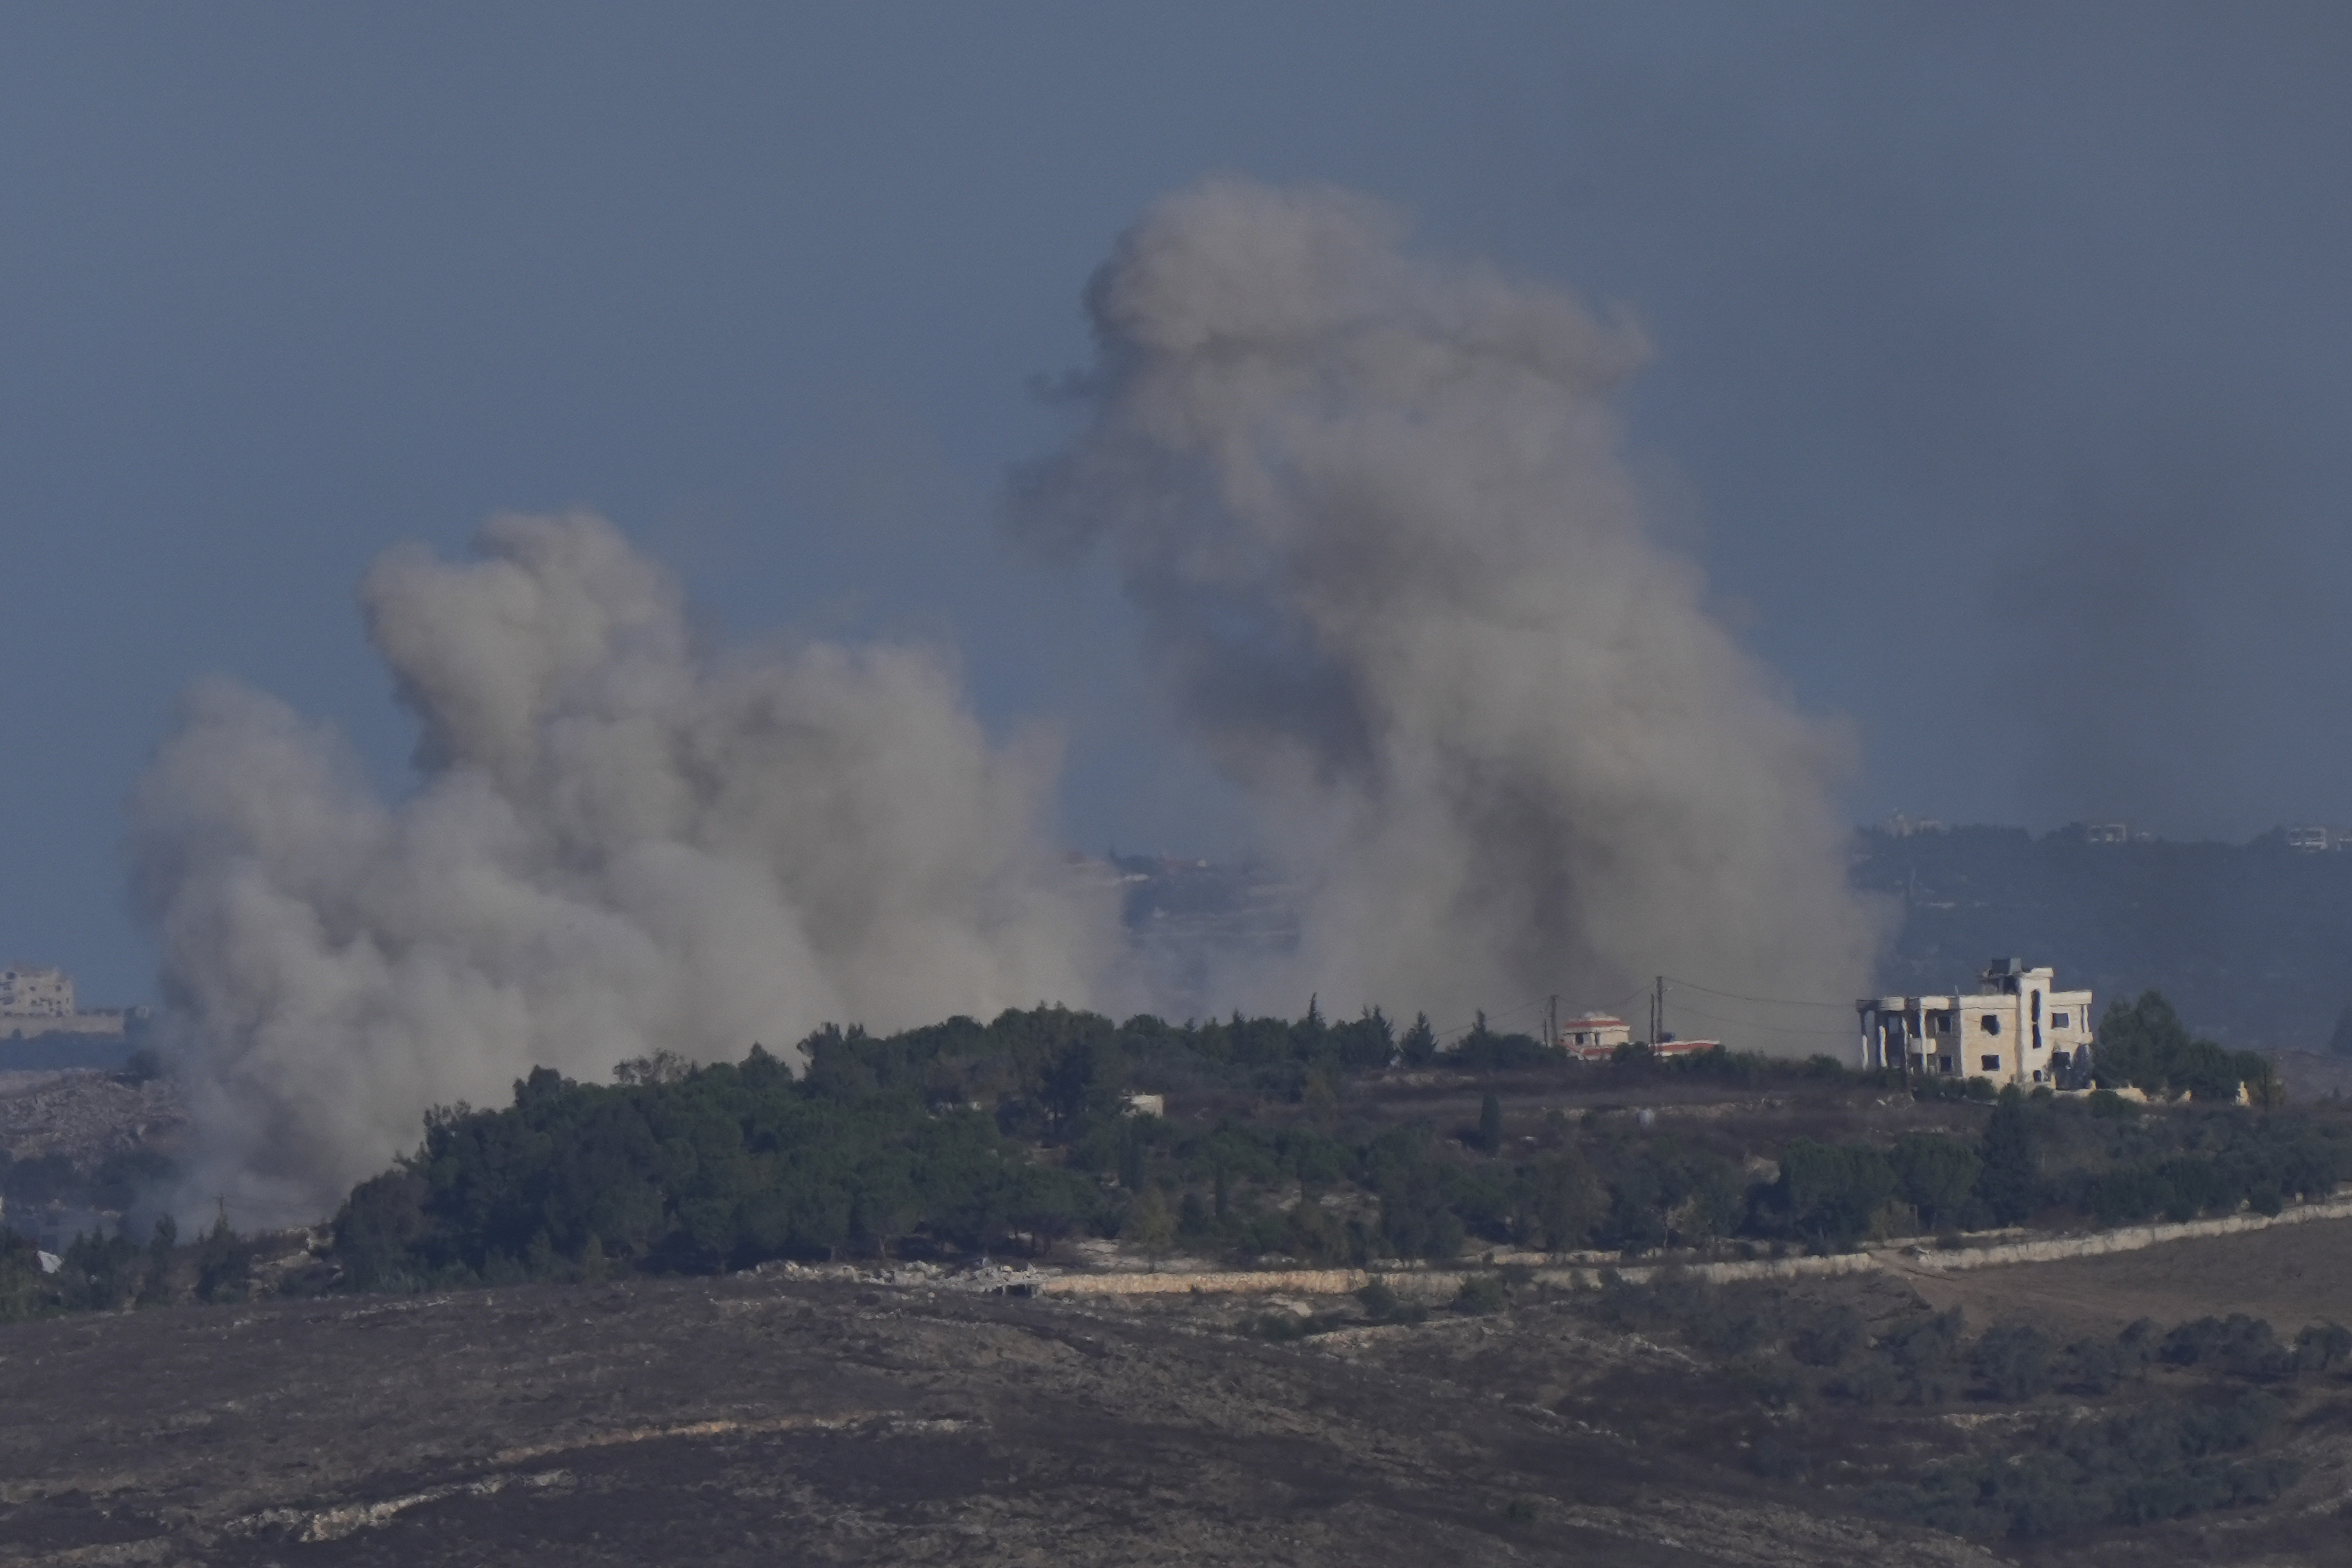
[1852,827,2352,1048]
[7,1005,2352,1562]
[10,1229,2352,1566]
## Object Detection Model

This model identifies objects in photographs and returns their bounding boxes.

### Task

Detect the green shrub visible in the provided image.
[2295,1321,2352,1373]
[2161,1314,2296,1379]
[1866,1389,2292,1540]
[1767,1138,1894,1246]
[1791,1303,1867,1368]
[2060,1320,2156,1393]
[1969,1321,2053,1400]
[1888,1133,1980,1230]
[1452,1273,1508,1315]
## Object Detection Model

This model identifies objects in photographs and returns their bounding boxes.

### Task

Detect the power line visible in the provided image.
[1662,1000,1850,1038]
[1660,975,1856,1012]
[1567,986,1649,1025]
[1421,979,1852,1049]
[1434,993,1548,1043]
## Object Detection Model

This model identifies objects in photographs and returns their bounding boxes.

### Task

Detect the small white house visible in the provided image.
[1856,958,2094,1088]
[1558,1012,1632,1056]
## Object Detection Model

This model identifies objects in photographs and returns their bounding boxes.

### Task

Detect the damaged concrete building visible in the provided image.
[1856,957,2094,1088]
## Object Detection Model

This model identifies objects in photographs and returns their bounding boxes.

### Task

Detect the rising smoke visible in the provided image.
[134,513,1113,1223]
[135,179,1884,1225]
[1013,177,1885,1034]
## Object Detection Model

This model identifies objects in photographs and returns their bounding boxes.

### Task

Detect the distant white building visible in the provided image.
[1856,958,2094,1088]
[0,965,130,1039]
[0,964,73,1018]
[1557,1012,1631,1056]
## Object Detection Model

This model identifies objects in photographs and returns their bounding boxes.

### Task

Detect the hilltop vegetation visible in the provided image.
[4,991,2346,1316]
[313,996,2350,1293]
[9,998,2352,1562]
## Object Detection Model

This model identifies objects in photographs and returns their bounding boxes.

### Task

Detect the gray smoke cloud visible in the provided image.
[134,512,1115,1224]
[135,179,1889,1224]
[1016,177,1886,1035]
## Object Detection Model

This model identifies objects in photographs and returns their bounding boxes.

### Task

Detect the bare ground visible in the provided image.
[0,1270,2007,1568]
[1895,1214,2352,1339]
[10,1229,2352,1566]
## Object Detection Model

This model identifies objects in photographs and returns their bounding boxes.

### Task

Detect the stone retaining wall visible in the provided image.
[1038,1193,2352,1300]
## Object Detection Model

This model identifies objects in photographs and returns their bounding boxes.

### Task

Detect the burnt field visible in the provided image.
[6,1239,2352,1567]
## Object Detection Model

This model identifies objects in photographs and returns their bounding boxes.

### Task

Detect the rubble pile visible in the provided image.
[0,1069,187,1167]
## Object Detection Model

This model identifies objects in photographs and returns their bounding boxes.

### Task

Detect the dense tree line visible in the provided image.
[6,991,2346,1316]
[0,1208,253,1321]
[308,993,2352,1289]
[335,1045,1099,1289]
[2091,991,2279,1102]
[1756,1084,2352,1247]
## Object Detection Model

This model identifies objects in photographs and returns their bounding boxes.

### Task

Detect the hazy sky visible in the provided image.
[5,4,2348,1002]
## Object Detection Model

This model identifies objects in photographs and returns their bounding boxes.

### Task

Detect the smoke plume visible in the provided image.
[135,180,1887,1223]
[1015,178,1884,1034]
[134,513,1113,1223]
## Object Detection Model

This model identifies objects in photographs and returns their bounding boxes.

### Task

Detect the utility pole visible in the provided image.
[1651,975,1666,1046]
[1547,993,1558,1050]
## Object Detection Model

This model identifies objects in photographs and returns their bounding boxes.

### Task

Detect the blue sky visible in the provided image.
[4,3,2348,1001]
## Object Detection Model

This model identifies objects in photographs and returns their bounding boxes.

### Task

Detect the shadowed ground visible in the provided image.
[0,1272,1996,1567]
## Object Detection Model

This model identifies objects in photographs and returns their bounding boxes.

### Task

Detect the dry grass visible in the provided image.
[1892,1214,2352,1338]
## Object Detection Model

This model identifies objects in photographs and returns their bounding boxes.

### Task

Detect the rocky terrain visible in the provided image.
[0,1069,186,1169]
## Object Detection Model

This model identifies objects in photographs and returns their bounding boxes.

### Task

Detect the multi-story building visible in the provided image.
[0,964,74,1018]
[0,965,131,1039]
[1856,958,2095,1088]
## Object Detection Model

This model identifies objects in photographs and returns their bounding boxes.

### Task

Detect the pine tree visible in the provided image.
[1123,1185,1174,1270]
[1976,1086,2037,1226]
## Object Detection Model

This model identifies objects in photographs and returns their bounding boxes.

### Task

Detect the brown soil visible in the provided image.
[1893,1214,2352,1338]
